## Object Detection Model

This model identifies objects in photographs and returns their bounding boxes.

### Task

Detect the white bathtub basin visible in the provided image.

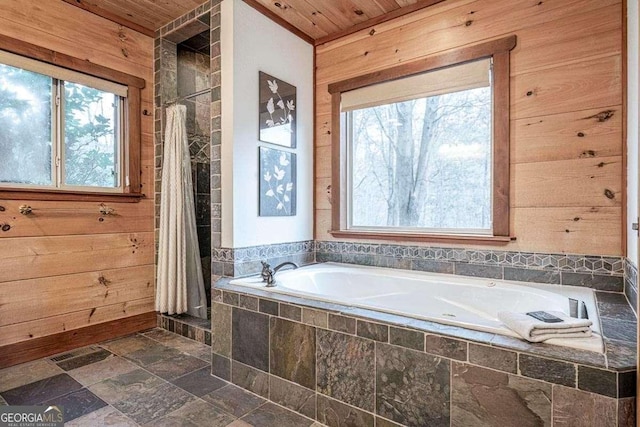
[230,262,603,353]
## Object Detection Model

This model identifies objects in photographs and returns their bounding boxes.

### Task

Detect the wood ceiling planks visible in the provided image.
[61,0,440,45]
[61,0,204,36]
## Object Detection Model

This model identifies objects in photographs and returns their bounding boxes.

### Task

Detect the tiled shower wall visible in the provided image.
[179,51,212,295]
[154,0,222,302]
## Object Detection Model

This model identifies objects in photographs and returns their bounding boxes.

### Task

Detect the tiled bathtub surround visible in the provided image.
[212,282,637,427]
[316,241,626,292]
[212,240,315,277]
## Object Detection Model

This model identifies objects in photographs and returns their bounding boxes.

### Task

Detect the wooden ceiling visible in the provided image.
[61,0,205,36]
[243,0,442,44]
[62,0,444,43]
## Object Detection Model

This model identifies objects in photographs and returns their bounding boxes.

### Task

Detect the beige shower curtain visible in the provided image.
[156,104,207,318]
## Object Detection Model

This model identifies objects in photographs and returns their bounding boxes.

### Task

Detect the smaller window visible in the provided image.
[0,36,145,203]
[328,36,516,243]
[0,51,127,193]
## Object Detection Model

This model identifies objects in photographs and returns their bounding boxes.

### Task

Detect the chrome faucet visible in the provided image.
[260,261,272,282]
[261,261,299,287]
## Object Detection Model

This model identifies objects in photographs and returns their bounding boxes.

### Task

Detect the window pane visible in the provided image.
[350,86,492,231]
[0,63,52,185]
[64,82,119,188]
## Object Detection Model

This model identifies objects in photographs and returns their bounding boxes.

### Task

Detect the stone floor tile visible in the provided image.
[225,420,253,427]
[88,369,166,405]
[99,334,158,356]
[0,359,63,392]
[57,349,113,371]
[143,328,211,360]
[202,384,265,417]
[145,353,209,381]
[172,366,227,396]
[112,382,195,424]
[41,387,107,423]
[68,356,138,386]
[1,373,82,405]
[143,398,236,427]
[240,402,315,427]
[65,406,138,427]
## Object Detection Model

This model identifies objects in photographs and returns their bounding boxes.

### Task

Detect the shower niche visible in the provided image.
[158,12,213,310]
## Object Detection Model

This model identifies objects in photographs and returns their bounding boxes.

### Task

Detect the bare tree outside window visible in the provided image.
[349,86,492,232]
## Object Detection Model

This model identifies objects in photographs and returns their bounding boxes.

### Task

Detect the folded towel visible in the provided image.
[498,311,592,343]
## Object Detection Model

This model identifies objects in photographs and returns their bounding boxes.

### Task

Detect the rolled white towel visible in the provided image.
[498,311,592,343]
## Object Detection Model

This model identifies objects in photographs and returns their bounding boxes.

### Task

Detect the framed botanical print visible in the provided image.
[259,71,296,148]
[259,146,296,216]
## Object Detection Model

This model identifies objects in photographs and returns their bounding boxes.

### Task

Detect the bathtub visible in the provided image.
[230,262,603,353]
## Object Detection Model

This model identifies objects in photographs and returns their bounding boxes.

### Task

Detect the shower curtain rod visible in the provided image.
[164,88,211,106]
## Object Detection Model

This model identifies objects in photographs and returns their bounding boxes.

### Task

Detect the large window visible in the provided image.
[346,59,492,233]
[0,52,125,191]
[0,35,145,202]
[329,36,516,242]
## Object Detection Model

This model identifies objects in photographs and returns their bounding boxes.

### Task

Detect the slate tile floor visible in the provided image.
[0,329,321,426]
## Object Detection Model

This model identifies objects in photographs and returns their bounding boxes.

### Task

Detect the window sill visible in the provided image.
[329,230,515,245]
[0,188,146,203]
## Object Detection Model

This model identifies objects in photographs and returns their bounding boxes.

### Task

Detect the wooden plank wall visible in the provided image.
[315,0,624,256]
[0,0,155,348]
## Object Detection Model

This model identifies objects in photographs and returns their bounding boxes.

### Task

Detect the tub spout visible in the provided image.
[263,261,299,287]
[274,261,299,273]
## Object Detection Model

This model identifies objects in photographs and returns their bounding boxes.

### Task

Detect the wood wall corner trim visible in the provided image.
[0,312,157,369]
[127,87,143,194]
[330,92,342,231]
[242,0,315,45]
[492,50,512,237]
[61,0,156,38]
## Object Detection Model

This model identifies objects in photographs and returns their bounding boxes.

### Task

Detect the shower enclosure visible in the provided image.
[155,10,212,324]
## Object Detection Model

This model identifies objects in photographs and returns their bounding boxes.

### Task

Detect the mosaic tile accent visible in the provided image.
[316,240,626,291]
[211,240,316,277]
